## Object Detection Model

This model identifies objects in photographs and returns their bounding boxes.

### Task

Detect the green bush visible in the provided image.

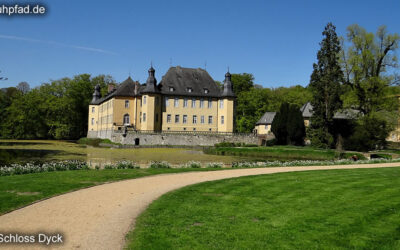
[104,164,115,169]
[344,114,391,151]
[215,142,236,147]
[266,139,277,146]
[370,153,392,160]
[271,102,306,146]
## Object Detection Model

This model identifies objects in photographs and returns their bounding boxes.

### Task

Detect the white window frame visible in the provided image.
[92,107,95,113]
[183,115,187,124]
[183,98,188,107]
[208,98,212,108]
[165,97,169,107]
[191,98,196,108]
[174,98,179,107]
[125,100,129,108]
[167,114,171,123]
[200,98,204,108]
[219,99,224,109]
[193,115,197,124]
[143,113,146,122]
[91,118,94,125]
[208,116,213,124]
[221,116,224,125]
[143,96,147,105]
[201,115,205,124]
[175,115,180,123]
[123,114,130,125]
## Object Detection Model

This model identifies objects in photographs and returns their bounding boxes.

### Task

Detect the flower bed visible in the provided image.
[1,158,399,176]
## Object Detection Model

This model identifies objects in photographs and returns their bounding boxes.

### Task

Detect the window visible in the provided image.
[183,98,188,107]
[265,125,268,130]
[125,100,129,108]
[167,114,171,123]
[165,97,169,107]
[92,107,95,113]
[201,115,205,124]
[208,98,212,108]
[200,99,204,108]
[169,87,174,92]
[183,127,187,131]
[209,128,212,131]
[174,98,179,107]
[208,116,213,124]
[191,98,196,108]
[219,99,224,109]
[175,115,180,123]
[187,87,192,93]
[193,115,197,124]
[204,89,209,94]
[193,128,196,131]
[183,115,187,124]
[143,96,147,105]
[221,116,224,124]
[143,113,146,122]
[91,118,94,125]
[123,114,130,125]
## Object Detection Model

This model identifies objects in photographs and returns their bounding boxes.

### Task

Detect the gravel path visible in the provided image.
[0,163,399,250]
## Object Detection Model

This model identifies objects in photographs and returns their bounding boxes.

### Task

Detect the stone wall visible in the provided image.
[110,131,258,146]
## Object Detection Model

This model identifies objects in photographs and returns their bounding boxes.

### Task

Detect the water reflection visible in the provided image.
[0,149,62,165]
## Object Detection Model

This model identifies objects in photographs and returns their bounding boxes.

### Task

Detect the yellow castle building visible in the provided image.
[88,66,236,138]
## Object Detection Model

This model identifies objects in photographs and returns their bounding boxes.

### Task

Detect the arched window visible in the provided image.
[123,114,130,125]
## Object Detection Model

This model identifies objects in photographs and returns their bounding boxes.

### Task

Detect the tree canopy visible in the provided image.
[308,23,344,148]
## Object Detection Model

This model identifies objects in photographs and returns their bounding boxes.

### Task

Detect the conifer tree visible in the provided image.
[271,102,305,145]
[308,23,344,148]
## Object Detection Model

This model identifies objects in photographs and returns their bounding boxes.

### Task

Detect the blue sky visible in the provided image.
[0,0,399,88]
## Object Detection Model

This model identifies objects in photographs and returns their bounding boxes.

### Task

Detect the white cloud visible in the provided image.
[0,34,117,55]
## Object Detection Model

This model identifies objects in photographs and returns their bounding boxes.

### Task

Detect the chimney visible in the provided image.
[107,84,116,93]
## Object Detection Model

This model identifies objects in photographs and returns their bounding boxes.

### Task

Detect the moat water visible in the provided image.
[0,140,245,167]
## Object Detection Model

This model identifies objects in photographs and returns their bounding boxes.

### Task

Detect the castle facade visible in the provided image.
[88,66,236,138]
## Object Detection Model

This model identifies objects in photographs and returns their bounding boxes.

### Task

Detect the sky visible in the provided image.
[0,0,399,89]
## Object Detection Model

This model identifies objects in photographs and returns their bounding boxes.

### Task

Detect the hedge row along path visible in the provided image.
[1,162,399,250]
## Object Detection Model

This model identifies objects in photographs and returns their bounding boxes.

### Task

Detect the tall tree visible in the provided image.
[341,24,399,115]
[308,23,344,148]
[16,82,30,94]
[271,103,305,145]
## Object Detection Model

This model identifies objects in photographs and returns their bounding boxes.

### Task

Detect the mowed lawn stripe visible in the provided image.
[127,167,400,249]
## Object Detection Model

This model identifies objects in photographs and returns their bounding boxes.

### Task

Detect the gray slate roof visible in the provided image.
[91,66,232,105]
[256,102,358,126]
[256,112,276,125]
[159,66,222,98]
[91,77,142,105]
[300,102,359,119]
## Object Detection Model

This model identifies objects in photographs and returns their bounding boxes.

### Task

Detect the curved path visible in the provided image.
[1,163,399,249]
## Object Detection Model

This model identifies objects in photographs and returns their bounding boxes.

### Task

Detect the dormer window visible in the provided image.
[187,87,193,93]
[204,89,209,94]
[169,87,175,92]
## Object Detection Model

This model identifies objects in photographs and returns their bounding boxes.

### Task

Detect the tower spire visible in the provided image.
[221,69,235,97]
[143,64,158,93]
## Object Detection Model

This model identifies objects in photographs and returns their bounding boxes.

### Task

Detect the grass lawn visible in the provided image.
[204,145,365,161]
[0,168,224,215]
[127,167,400,249]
